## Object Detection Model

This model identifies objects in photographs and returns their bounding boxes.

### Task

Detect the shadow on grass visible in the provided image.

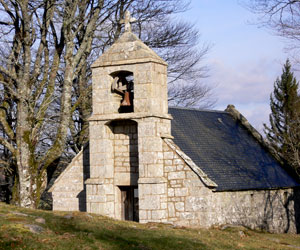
[46,217,208,250]
[92,229,207,250]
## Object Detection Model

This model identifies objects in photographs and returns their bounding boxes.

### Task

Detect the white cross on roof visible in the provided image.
[120,11,136,32]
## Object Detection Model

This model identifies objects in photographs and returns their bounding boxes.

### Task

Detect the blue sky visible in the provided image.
[182,0,290,131]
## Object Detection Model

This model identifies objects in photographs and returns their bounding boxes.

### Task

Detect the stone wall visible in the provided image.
[162,140,298,233]
[86,119,139,219]
[112,120,138,181]
[209,189,296,233]
[137,117,170,223]
[162,140,207,227]
[138,179,168,223]
[49,145,90,211]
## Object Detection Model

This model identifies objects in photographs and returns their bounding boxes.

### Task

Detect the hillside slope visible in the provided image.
[0,203,299,249]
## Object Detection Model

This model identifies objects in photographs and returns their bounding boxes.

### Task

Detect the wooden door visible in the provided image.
[120,186,138,222]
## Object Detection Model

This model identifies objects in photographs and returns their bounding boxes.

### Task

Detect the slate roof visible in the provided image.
[169,107,300,191]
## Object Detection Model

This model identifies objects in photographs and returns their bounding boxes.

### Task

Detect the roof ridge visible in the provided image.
[168,106,227,113]
[225,104,282,162]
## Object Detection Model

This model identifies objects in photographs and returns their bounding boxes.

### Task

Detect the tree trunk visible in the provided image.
[15,99,35,208]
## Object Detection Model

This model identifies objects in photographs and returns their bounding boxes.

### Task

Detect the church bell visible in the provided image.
[121,91,131,106]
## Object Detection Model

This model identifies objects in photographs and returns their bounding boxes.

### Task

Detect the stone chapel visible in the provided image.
[49,12,300,233]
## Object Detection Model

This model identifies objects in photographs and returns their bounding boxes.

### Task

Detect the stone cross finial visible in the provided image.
[120,11,136,32]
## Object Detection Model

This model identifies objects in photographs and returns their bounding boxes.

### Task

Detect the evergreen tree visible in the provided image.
[264,59,300,176]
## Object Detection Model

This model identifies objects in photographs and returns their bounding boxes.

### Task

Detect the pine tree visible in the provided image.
[264,59,300,176]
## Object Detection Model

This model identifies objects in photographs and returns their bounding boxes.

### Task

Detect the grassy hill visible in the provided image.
[0,203,299,249]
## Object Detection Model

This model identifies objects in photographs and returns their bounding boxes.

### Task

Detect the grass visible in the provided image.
[0,203,299,249]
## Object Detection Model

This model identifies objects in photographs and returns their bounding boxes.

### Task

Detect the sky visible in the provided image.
[182,0,291,132]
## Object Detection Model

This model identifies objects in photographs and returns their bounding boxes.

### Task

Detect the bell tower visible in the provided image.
[90,15,168,117]
[85,11,171,223]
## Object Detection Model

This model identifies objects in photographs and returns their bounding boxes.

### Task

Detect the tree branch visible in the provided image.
[0,136,15,156]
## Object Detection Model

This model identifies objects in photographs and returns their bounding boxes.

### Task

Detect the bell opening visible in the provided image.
[111,71,134,113]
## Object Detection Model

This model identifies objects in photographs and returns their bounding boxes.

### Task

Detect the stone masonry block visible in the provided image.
[104,202,114,215]
[176,165,184,171]
[89,122,107,138]
[139,164,145,177]
[134,98,148,113]
[168,203,175,217]
[139,184,152,195]
[157,152,163,159]
[139,195,160,210]
[168,188,174,197]
[165,166,176,173]
[139,152,157,164]
[139,210,148,220]
[147,164,164,178]
[186,171,199,180]
[114,140,122,145]
[168,171,185,180]
[164,152,174,160]
[157,122,171,136]
[90,139,112,154]
[174,159,183,165]
[104,184,114,195]
[138,122,156,137]
[175,188,189,197]
[134,84,151,98]
[91,203,101,214]
[117,145,128,152]
[142,137,162,152]
[161,202,167,209]
[151,210,167,220]
[151,183,166,195]
[175,202,185,212]
[87,195,106,203]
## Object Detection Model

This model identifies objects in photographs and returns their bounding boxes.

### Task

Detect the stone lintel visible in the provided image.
[163,138,218,188]
[85,178,104,185]
[138,177,167,184]
[114,173,138,186]
[92,58,168,68]
[88,112,173,122]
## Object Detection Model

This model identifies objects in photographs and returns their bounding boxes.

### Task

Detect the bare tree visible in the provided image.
[245,1,300,53]
[0,0,113,208]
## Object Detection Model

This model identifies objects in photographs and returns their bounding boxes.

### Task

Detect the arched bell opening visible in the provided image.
[110,71,134,113]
